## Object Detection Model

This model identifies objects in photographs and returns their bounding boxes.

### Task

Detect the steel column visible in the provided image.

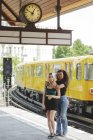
[56,0,61,30]
[0,0,2,26]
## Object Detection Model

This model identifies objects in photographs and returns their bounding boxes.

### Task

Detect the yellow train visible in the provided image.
[16,55,93,115]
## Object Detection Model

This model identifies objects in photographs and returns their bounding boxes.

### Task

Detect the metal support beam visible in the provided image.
[2,11,15,26]
[0,0,2,26]
[2,1,20,21]
[56,0,61,30]
[20,0,22,8]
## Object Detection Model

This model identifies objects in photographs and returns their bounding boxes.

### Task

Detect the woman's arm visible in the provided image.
[46,95,60,99]
[56,84,65,89]
[42,92,46,110]
[42,92,45,104]
[42,82,47,110]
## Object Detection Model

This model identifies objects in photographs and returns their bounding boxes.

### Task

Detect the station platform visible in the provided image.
[0,85,6,106]
[0,106,93,140]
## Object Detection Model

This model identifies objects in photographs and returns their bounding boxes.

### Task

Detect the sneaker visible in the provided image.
[61,134,66,137]
[61,132,66,137]
[55,133,62,136]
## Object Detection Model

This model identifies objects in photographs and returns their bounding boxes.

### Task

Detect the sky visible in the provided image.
[23,5,93,61]
[38,5,93,47]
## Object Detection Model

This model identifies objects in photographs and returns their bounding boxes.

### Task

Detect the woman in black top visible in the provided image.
[42,73,60,139]
[55,69,69,137]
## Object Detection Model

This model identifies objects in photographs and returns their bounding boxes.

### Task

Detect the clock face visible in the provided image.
[24,3,42,23]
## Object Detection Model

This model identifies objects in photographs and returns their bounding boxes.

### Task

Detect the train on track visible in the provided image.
[16,55,93,117]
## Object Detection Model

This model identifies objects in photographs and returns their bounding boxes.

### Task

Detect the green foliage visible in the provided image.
[53,46,72,58]
[72,39,93,56]
[12,57,21,72]
[53,39,93,58]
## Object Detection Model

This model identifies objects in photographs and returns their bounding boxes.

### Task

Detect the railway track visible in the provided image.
[9,87,93,134]
[68,114,93,134]
[10,90,42,114]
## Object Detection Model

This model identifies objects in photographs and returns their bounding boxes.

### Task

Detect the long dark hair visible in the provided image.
[56,69,69,88]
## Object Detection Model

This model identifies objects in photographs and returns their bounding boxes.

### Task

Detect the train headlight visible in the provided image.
[89,88,93,94]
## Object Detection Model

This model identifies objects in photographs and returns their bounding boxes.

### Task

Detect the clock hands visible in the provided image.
[26,9,33,14]
[26,8,37,15]
[32,8,36,13]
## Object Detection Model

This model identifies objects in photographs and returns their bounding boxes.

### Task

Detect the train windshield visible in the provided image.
[84,64,93,80]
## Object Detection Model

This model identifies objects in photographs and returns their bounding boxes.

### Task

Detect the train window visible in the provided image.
[84,64,88,80]
[53,64,61,78]
[76,63,82,80]
[36,65,42,77]
[88,64,93,80]
[84,64,93,80]
[54,64,61,73]
[70,64,72,80]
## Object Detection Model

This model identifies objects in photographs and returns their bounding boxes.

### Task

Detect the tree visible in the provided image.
[52,39,93,58]
[72,39,93,56]
[12,57,21,73]
[52,46,72,58]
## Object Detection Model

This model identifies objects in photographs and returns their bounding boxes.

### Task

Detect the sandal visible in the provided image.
[48,133,55,139]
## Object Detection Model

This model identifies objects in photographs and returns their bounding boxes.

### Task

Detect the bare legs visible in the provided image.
[46,110,56,135]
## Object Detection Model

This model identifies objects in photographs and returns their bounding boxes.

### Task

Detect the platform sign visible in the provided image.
[0,27,72,46]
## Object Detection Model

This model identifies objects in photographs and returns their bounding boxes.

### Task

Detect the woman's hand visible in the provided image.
[56,85,60,90]
[48,96,53,100]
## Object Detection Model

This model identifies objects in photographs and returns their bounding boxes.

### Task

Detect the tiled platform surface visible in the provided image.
[0,106,93,140]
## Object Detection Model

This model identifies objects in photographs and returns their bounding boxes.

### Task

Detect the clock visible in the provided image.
[19,3,42,28]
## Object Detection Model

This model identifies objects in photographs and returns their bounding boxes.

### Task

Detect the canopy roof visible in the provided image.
[1,0,93,26]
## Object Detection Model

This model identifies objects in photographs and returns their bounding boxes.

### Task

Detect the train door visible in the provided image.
[67,63,73,97]
[75,63,83,100]
[65,63,70,96]
[84,62,93,100]
[30,64,35,89]
[45,64,50,81]
[19,66,23,87]
[25,65,30,89]
[21,65,24,88]
[27,64,31,89]
[24,64,26,88]
[35,64,45,91]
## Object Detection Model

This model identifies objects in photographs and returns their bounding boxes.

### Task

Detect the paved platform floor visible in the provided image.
[0,106,93,140]
[0,86,6,106]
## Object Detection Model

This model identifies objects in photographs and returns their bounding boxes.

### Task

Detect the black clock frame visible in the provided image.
[19,3,42,24]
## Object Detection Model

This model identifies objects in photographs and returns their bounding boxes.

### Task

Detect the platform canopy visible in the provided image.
[0,0,93,45]
[1,0,93,26]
